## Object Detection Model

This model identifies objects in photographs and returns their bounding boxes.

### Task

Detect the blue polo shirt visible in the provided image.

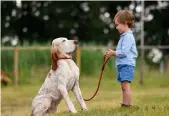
[115,30,138,67]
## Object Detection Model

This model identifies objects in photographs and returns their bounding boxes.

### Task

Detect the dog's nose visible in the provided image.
[74,40,78,44]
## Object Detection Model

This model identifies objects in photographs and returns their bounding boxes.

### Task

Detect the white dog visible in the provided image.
[31,37,88,116]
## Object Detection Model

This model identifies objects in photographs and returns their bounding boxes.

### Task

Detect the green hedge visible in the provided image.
[5,48,163,84]
[2,49,117,84]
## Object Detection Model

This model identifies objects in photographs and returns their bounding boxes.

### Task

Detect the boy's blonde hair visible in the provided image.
[114,10,135,28]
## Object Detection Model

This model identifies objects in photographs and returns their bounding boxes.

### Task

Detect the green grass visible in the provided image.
[1,71,169,116]
[1,48,169,115]
[1,49,114,82]
[1,48,166,84]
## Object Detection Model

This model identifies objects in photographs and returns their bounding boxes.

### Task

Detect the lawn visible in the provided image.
[1,71,169,116]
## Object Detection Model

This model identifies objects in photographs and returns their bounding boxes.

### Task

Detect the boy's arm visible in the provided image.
[115,36,133,57]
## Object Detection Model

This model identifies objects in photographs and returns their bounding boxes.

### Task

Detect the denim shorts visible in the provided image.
[117,64,135,83]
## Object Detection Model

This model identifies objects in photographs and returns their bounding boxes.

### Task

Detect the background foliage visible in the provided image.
[1,1,169,46]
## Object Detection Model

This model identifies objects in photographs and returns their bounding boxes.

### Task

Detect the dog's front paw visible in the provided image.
[82,107,88,111]
[69,109,77,113]
[71,110,77,113]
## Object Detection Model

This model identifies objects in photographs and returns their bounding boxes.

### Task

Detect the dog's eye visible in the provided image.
[62,40,66,43]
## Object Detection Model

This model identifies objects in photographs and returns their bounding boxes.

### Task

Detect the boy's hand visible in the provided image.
[105,49,116,58]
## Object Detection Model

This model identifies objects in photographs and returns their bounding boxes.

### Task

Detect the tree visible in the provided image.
[1,1,169,48]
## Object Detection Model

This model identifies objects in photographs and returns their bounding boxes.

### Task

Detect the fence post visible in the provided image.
[76,47,81,71]
[14,47,19,85]
[140,0,144,85]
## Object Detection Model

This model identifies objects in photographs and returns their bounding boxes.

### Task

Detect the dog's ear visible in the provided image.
[51,44,58,70]
[51,53,58,70]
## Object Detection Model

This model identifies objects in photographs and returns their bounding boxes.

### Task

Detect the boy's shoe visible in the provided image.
[121,103,132,108]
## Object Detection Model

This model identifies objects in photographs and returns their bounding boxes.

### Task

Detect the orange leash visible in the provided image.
[83,55,110,101]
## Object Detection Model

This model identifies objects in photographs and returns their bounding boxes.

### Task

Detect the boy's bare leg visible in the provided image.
[121,81,131,105]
